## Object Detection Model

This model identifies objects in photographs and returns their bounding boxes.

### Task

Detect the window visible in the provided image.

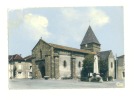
[30,66,32,69]
[63,60,67,67]
[78,61,81,68]
[111,62,113,68]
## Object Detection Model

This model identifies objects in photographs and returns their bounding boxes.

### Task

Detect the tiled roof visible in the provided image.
[117,55,124,58]
[49,43,96,54]
[9,54,24,62]
[81,25,100,45]
[98,50,111,60]
[24,55,33,61]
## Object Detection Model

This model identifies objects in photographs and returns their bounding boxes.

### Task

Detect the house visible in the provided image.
[8,54,32,79]
[116,55,125,80]
[98,50,115,80]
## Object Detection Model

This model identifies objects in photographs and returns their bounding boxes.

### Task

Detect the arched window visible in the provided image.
[111,62,113,68]
[63,60,67,67]
[78,61,81,68]
[30,66,32,69]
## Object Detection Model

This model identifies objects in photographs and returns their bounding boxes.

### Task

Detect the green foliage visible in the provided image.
[99,60,108,78]
[81,67,89,77]
[81,54,94,81]
[102,76,107,81]
[82,54,94,73]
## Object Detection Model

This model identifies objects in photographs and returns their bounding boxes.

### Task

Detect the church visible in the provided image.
[31,25,115,79]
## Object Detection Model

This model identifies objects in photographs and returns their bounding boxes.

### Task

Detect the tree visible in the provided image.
[81,54,94,77]
[99,60,108,79]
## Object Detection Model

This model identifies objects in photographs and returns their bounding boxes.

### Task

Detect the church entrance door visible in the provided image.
[36,60,46,78]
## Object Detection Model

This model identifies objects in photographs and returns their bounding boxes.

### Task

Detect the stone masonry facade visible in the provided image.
[32,39,90,79]
[31,25,117,80]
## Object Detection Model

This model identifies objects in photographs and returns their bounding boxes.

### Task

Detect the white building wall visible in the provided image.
[117,66,125,80]
[9,61,32,79]
[108,58,115,78]
[75,56,84,78]
[117,56,125,80]
[15,62,24,78]
[59,55,71,78]
[25,62,32,78]
[8,64,14,78]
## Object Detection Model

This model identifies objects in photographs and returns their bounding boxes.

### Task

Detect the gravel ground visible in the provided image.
[8,78,125,89]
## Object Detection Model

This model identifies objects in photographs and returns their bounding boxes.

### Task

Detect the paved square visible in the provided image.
[9,79,125,89]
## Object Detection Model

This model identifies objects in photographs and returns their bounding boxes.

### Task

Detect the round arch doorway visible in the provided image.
[38,61,46,78]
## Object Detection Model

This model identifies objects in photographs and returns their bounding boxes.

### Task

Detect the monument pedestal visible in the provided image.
[93,55,100,76]
[89,55,103,82]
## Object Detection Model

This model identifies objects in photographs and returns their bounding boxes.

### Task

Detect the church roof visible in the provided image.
[49,43,96,54]
[81,25,100,45]
[98,50,112,60]
[32,39,51,51]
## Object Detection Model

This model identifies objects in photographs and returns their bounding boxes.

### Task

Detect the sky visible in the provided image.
[8,7,124,57]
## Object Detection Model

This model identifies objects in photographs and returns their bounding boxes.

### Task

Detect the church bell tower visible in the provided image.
[80,25,101,53]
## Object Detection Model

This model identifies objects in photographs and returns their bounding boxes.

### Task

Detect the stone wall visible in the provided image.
[9,61,32,79]
[8,64,14,78]
[92,44,100,52]
[117,56,125,80]
[108,52,115,78]
[117,67,125,79]
[59,55,71,78]
[75,56,84,78]
[45,55,51,77]
[54,56,59,79]
[71,57,76,78]
[32,39,51,78]
[81,43,100,52]
[32,40,51,60]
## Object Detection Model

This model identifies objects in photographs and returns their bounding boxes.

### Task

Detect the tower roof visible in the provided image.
[81,25,100,45]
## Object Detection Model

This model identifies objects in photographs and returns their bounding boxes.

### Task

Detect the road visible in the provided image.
[9,78,125,89]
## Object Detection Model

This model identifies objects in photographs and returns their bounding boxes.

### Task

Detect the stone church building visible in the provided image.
[32,25,115,79]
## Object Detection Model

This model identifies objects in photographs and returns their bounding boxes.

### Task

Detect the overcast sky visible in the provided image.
[8,7,124,57]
